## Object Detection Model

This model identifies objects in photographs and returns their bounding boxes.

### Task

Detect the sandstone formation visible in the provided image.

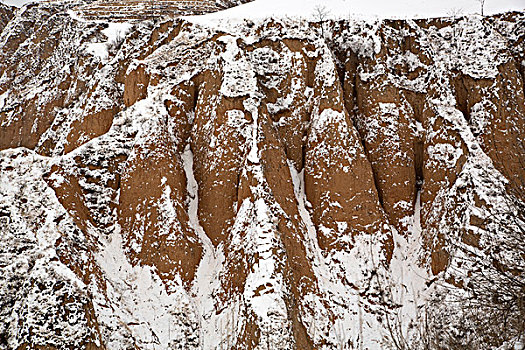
[0,1,524,349]
[74,0,253,22]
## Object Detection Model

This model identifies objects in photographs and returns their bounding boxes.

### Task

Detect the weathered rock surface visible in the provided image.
[75,0,253,22]
[0,2,524,349]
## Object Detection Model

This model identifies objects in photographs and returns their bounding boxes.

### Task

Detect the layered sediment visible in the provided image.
[0,2,524,349]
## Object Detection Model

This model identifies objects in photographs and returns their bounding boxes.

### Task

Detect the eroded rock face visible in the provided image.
[76,0,254,22]
[0,3,524,349]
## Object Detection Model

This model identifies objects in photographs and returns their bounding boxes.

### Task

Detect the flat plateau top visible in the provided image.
[187,0,525,21]
[74,0,223,21]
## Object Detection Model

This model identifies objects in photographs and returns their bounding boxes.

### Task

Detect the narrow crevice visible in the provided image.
[372,168,384,207]
[452,73,471,122]
[414,137,424,204]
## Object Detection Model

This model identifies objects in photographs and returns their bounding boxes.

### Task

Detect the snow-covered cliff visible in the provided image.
[0,1,524,349]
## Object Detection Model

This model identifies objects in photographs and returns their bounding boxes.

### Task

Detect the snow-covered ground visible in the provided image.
[187,0,524,22]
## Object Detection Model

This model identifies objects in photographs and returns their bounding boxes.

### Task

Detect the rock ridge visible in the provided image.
[0,3,524,349]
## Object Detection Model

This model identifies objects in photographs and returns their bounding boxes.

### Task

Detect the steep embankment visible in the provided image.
[0,2,524,349]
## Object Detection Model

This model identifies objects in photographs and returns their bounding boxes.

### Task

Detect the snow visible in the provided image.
[103,22,133,44]
[218,35,257,98]
[288,161,395,348]
[182,144,226,350]
[67,8,83,22]
[187,0,524,23]
[222,162,295,349]
[85,22,133,60]
[244,98,260,164]
[427,142,464,169]
[0,92,7,111]
[85,42,110,60]
[388,191,434,342]
[94,228,199,350]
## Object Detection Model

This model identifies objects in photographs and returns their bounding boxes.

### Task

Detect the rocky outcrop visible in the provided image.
[0,3,524,349]
[76,0,254,22]
[0,4,14,33]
